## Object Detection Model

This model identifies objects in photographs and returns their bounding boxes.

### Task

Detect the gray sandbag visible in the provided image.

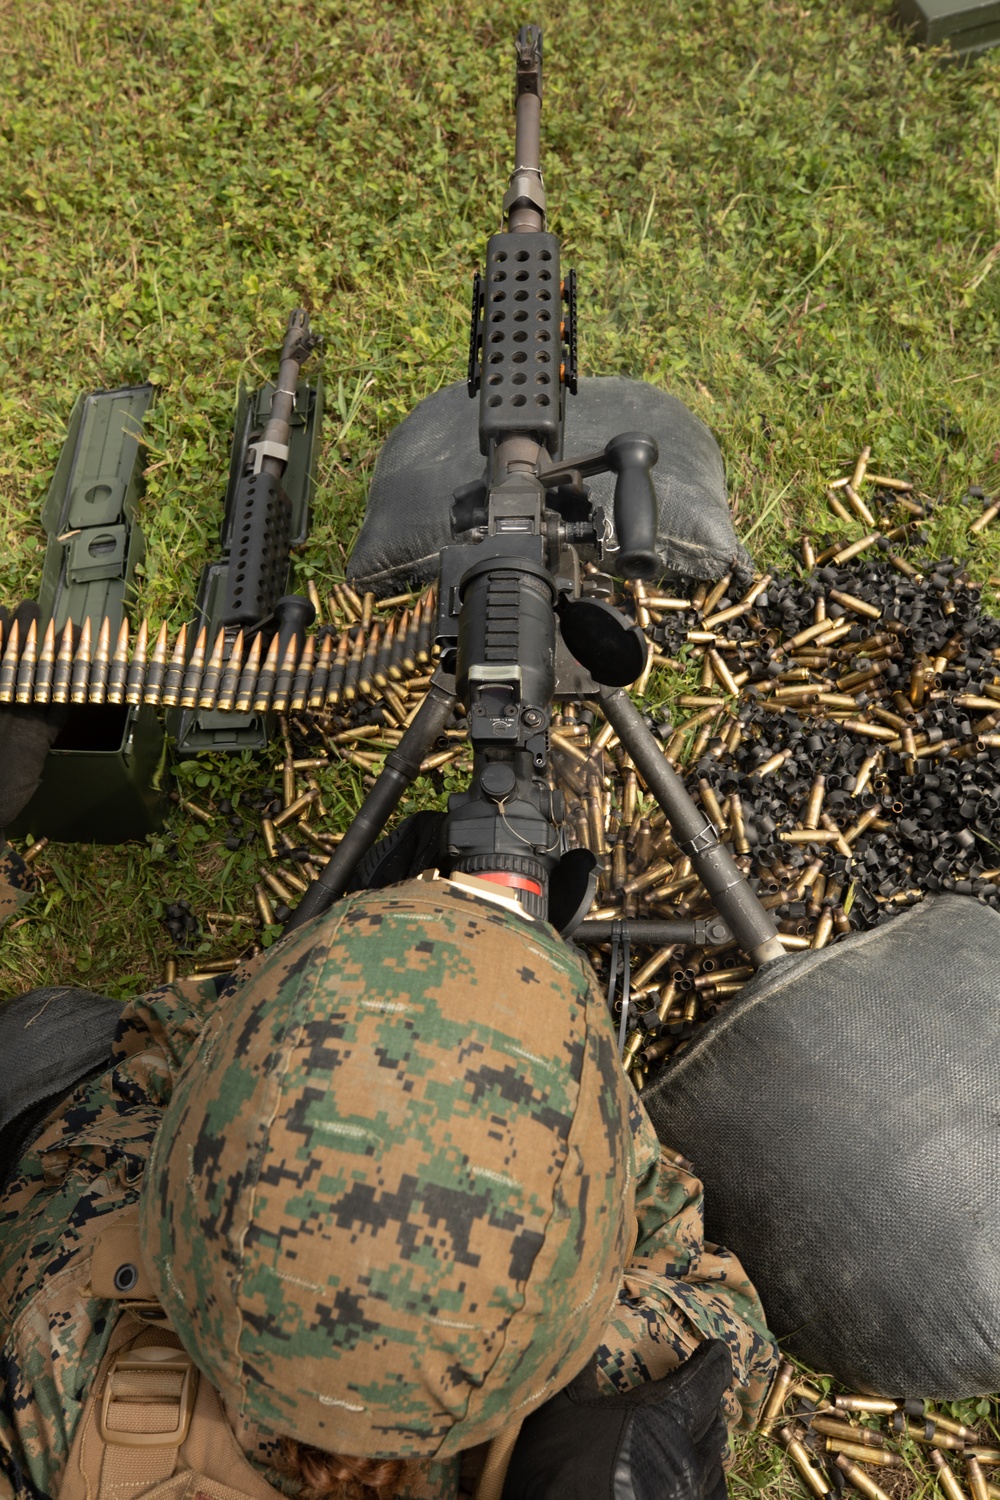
[347,377,752,597]
[0,986,120,1189]
[642,894,1000,1398]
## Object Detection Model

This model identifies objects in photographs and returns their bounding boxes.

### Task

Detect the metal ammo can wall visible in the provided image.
[8,386,169,844]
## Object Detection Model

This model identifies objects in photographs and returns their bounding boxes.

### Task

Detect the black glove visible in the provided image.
[0,603,70,832]
[502,1338,732,1500]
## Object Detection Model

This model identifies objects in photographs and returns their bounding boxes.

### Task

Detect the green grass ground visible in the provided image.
[2,0,1000,1490]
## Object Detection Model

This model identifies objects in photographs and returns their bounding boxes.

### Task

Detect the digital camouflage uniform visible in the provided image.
[0,852,778,1500]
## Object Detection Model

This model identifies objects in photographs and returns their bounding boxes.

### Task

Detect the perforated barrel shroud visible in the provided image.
[479,232,562,455]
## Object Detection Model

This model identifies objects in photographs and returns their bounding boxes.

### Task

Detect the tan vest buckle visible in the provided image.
[98,1346,199,1448]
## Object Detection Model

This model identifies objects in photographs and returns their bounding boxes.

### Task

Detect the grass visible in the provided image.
[2,0,1000,1489]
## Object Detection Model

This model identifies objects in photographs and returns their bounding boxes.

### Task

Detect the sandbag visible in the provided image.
[347,376,751,597]
[642,894,1000,1398]
[0,986,120,1190]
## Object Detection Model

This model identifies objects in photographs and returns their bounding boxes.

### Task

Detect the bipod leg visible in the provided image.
[598,685,785,968]
[283,668,458,932]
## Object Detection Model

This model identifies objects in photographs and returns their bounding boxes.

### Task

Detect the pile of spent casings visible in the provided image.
[757,1360,998,1500]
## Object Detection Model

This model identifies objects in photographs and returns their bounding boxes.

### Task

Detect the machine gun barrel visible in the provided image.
[506,24,545,234]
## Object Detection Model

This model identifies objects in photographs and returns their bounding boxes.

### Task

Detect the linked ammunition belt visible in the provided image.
[0,585,436,716]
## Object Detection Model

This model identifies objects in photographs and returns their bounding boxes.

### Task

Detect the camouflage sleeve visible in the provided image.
[0,973,227,1500]
[0,844,35,930]
[594,1093,779,1437]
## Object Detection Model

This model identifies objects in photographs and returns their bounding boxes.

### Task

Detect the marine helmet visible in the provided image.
[140,878,635,1458]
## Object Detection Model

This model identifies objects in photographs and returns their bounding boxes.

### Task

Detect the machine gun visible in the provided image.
[285,26,784,972]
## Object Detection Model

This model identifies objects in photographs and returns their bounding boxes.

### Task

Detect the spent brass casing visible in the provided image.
[708,648,740,696]
[810,1419,884,1448]
[843,481,876,527]
[342,581,365,618]
[701,600,749,629]
[826,1442,901,1468]
[968,1458,991,1500]
[700,572,732,618]
[698,778,725,828]
[932,1450,968,1500]
[833,1399,898,1415]
[830,587,881,620]
[254,883,276,926]
[843,719,898,741]
[815,537,850,565]
[851,447,872,489]
[252,631,282,713]
[34,617,56,706]
[811,909,834,949]
[656,980,679,1023]
[828,491,855,525]
[896,1420,968,1452]
[851,750,881,798]
[759,1362,796,1428]
[15,616,38,705]
[932,1417,976,1442]
[729,793,749,855]
[70,617,94,705]
[781,1429,832,1497]
[756,748,793,777]
[801,535,817,569]
[306,578,324,625]
[970,501,1000,534]
[868,473,912,490]
[834,1457,894,1500]
[272,787,320,829]
[235,632,263,714]
[259,867,297,904]
[832,532,882,566]
[844,807,880,844]
[803,775,827,830]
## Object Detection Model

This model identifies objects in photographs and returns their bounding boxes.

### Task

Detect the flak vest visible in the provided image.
[62,1214,523,1500]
